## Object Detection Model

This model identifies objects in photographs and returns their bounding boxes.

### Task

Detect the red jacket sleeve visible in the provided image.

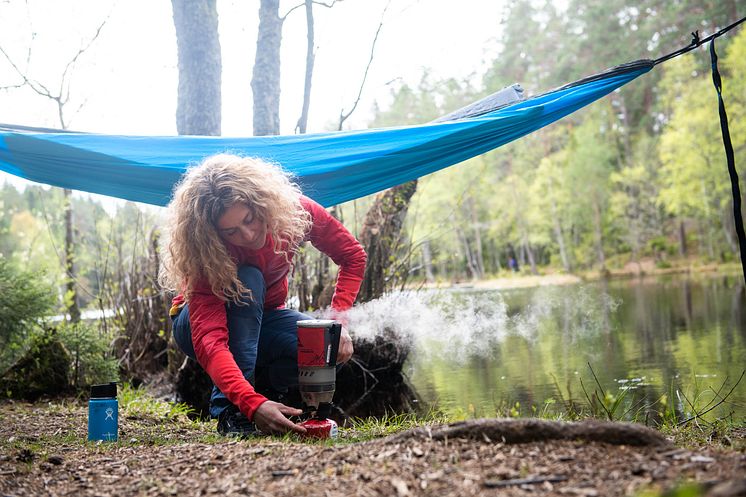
[301,196,367,312]
[188,282,268,420]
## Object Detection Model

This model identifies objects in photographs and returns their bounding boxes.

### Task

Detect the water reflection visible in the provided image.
[406,273,746,422]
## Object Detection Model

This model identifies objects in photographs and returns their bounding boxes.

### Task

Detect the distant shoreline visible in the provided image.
[410,261,742,291]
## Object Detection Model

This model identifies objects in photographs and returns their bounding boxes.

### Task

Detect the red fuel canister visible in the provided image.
[300,417,339,439]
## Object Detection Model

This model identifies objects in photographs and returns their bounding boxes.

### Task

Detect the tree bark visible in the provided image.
[296,248,311,311]
[547,180,571,272]
[591,195,606,271]
[467,197,485,278]
[295,0,315,134]
[169,0,223,415]
[421,239,435,283]
[456,225,478,280]
[357,180,418,303]
[251,0,283,136]
[678,219,687,257]
[721,200,739,255]
[292,0,317,306]
[63,188,80,323]
[522,237,538,275]
[172,0,222,136]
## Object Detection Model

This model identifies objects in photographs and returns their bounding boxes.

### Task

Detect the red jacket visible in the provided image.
[173,196,366,419]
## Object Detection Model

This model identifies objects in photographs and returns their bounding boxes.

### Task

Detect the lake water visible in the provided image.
[350,273,746,423]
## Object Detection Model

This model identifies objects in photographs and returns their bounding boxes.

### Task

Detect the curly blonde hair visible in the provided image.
[160,154,312,304]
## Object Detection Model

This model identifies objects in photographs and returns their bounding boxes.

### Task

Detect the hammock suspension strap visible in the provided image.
[708,38,746,286]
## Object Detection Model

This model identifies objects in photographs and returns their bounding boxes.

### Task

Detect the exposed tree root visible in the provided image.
[335,329,421,419]
[380,418,672,447]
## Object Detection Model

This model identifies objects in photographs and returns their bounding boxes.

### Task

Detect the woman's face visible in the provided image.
[217,202,268,250]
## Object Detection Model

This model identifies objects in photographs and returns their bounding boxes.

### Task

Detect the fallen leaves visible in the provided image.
[1,402,746,497]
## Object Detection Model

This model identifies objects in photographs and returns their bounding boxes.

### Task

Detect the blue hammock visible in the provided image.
[0,61,652,207]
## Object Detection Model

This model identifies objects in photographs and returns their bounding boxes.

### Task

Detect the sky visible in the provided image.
[0,0,508,204]
[0,0,506,134]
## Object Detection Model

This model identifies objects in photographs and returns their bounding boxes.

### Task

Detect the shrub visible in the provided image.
[0,259,56,373]
[56,322,119,390]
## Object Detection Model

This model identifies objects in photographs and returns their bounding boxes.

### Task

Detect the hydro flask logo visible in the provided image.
[105,408,114,420]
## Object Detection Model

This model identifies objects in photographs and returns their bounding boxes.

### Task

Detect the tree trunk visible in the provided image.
[295,0,314,134]
[296,248,311,311]
[549,190,572,272]
[251,0,283,136]
[63,188,80,323]
[456,226,478,280]
[292,0,317,305]
[518,242,526,268]
[421,239,435,283]
[357,180,418,303]
[701,181,715,260]
[591,195,606,271]
[721,200,739,255]
[169,0,223,415]
[678,219,687,257]
[172,0,222,136]
[522,237,538,275]
[490,239,502,273]
[468,197,485,278]
[552,217,571,273]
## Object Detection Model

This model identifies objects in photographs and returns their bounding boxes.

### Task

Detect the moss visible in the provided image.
[1,331,71,400]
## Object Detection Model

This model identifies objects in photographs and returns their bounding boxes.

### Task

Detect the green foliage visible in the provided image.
[0,259,56,373]
[56,322,119,390]
[399,7,746,281]
[118,383,195,421]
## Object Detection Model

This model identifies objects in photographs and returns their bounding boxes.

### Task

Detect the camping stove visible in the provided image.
[296,319,341,439]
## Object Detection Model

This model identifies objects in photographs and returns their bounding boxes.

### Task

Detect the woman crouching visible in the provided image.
[160,154,366,436]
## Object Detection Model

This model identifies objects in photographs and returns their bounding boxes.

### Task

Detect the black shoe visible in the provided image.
[216,405,259,438]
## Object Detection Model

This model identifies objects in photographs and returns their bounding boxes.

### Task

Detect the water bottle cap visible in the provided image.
[90,382,117,399]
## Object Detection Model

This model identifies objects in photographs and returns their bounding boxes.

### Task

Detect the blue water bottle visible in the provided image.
[88,382,118,442]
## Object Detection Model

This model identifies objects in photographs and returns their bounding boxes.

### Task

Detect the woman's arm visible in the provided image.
[189,286,306,433]
[301,196,367,312]
[187,285,269,419]
[301,197,366,363]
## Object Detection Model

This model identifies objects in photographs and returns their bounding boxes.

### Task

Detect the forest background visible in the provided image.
[0,0,744,395]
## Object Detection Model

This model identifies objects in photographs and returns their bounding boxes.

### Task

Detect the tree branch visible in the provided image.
[0,13,109,129]
[0,82,25,92]
[282,0,341,20]
[337,1,389,130]
[59,16,109,105]
[0,44,53,98]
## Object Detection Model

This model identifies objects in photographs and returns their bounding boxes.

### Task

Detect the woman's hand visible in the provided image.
[253,401,307,435]
[337,326,354,364]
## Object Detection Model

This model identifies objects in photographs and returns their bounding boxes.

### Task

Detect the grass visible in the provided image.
[2,367,744,456]
[341,410,450,443]
[118,382,196,421]
[1,384,452,456]
[420,364,746,451]
[634,483,709,497]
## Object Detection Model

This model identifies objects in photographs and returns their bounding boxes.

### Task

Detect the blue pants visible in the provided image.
[172,265,310,418]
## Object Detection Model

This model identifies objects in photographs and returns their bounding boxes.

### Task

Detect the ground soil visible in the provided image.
[1,401,744,497]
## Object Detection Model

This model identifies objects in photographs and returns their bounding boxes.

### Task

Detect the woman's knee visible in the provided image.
[172,309,197,359]
[236,265,265,300]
